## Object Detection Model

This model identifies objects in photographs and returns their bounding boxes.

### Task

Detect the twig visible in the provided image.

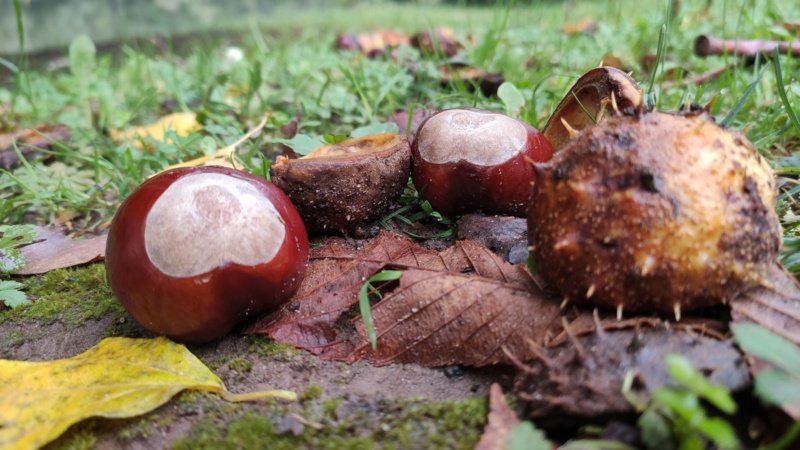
[695,35,800,58]
[661,64,732,90]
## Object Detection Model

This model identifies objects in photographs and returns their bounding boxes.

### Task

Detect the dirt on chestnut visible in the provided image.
[528,109,782,316]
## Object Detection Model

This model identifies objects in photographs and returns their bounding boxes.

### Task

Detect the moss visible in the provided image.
[322,397,343,420]
[0,264,124,327]
[0,329,25,357]
[51,428,97,450]
[173,396,488,450]
[228,356,253,374]
[300,383,323,402]
[117,412,175,441]
[247,335,297,359]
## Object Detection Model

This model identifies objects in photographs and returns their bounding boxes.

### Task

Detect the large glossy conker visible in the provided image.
[105,166,309,343]
[411,108,553,217]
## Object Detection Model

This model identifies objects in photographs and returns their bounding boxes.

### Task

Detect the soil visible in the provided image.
[1,296,511,449]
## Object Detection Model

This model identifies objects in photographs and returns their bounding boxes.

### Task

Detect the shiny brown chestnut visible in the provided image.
[411,108,553,217]
[105,166,309,343]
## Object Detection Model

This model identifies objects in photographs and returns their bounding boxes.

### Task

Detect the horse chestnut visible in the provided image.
[105,166,309,343]
[411,108,553,217]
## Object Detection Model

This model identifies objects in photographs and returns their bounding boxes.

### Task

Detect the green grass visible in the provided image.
[2,2,800,447]
[2,0,798,245]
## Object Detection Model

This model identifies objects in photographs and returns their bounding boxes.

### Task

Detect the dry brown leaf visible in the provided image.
[247,232,539,362]
[731,264,800,420]
[475,383,522,450]
[347,268,561,367]
[15,226,107,275]
[561,17,598,35]
[730,263,800,346]
[246,232,443,359]
[388,108,435,136]
[411,27,462,57]
[513,320,750,428]
[335,30,411,58]
[0,124,70,171]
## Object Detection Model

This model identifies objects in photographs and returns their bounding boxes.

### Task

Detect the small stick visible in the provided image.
[695,35,800,58]
[661,64,732,90]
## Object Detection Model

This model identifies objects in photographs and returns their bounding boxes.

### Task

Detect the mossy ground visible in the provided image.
[4,263,496,449]
[0,264,124,328]
[167,394,487,450]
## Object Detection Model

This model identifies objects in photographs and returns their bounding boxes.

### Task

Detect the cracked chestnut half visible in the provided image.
[272,133,411,233]
[411,108,553,217]
[528,110,782,317]
[105,166,309,343]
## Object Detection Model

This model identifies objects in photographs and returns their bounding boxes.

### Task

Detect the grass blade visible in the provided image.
[359,270,403,350]
[772,48,800,135]
[721,65,766,127]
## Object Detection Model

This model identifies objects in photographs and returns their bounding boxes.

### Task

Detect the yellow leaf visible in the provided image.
[152,113,269,177]
[0,337,296,450]
[109,112,200,150]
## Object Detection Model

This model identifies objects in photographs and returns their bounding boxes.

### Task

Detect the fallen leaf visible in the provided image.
[347,268,560,367]
[109,112,200,151]
[388,108,435,136]
[248,232,538,362]
[512,320,750,428]
[247,232,440,359]
[561,17,598,35]
[154,114,268,175]
[732,263,800,422]
[730,263,800,346]
[475,383,522,450]
[0,337,295,450]
[411,27,462,57]
[437,61,506,97]
[14,226,107,275]
[335,30,411,58]
[0,123,69,171]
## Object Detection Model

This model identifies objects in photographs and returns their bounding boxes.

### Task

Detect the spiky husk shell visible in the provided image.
[528,110,781,314]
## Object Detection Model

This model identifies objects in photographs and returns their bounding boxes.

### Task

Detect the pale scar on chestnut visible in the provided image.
[144,172,286,277]
[416,109,528,166]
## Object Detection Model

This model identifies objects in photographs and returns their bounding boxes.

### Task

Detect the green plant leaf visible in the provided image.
[0,225,37,274]
[506,421,550,450]
[753,369,800,406]
[665,354,736,414]
[323,134,348,144]
[695,417,740,450]
[350,122,399,138]
[284,134,325,156]
[0,280,29,308]
[68,35,97,81]
[359,270,403,350]
[732,323,800,375]
[637,409,673,450]
[498,81,525,117]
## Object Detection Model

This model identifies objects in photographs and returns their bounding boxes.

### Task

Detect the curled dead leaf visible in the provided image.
[475,384,522,450]
[15,226,107,275]
[0,124,69,171]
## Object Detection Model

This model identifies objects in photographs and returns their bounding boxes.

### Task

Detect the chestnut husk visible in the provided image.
[528,109,782,315]
[272,133,411,233]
